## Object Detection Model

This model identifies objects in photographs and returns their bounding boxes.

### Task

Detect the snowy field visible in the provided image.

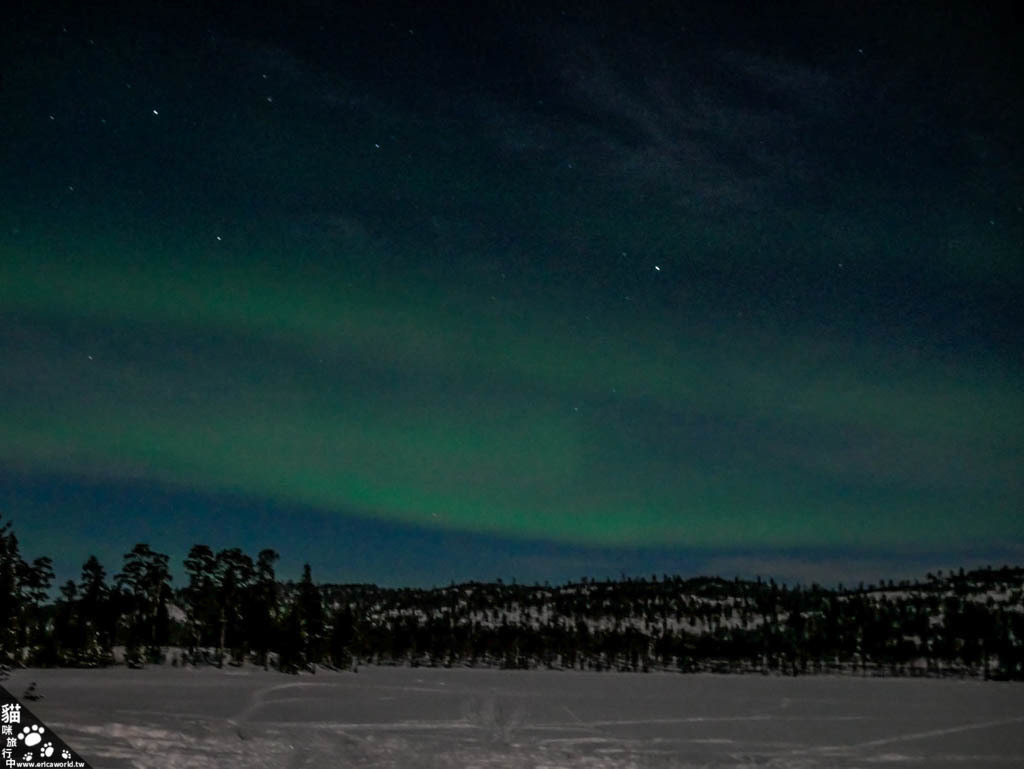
[6,666,1023,768]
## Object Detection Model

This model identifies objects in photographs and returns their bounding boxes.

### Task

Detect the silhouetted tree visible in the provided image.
[18,556,54,661]
[115,544,172,664]
[330,605,356,669]
[183,545,218,658]
[214,548,254,665]
[51,580,81,665]
[277,604,304,673]
[0,516,20,662]
[298,563,325,666]
[78,555,113,663]
[248,549,279,670]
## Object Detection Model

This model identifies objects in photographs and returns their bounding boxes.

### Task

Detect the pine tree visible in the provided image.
[52,580,81,665]
[0,517,23,662]
[78,555,112,663]
[214,548,254,666]
[183,545,218,659]
[248,549,279,670]
[330,604,356,669]
[298,564,325,667]
[18,556,54,662]
[277,603,304,674]
[115,544,172,665]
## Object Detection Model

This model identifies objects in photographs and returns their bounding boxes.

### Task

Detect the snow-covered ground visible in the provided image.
[7,666,1023,768]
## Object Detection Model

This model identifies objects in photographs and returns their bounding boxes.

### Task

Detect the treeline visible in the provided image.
[0,515,337,673]
[319,571,1024,680]
[2,514,1022,679]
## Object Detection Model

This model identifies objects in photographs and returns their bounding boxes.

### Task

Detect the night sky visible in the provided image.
[2,1,1021,588]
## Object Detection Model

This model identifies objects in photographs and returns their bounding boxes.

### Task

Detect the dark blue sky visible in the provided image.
[1,1,1021,588]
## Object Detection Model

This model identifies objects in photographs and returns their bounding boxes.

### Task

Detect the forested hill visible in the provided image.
[3,516,1022,680]
[309,567,1024,679]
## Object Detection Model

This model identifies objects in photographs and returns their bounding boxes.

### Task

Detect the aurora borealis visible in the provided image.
[2,1,1021,586]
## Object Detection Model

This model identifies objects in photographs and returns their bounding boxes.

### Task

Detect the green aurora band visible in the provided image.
[2,218,1021,550]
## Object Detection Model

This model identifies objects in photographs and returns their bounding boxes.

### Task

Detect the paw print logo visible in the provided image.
[40,741,55,758]
[61,749,72,760]
[18,723,45,747]
[22,753,32,762]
